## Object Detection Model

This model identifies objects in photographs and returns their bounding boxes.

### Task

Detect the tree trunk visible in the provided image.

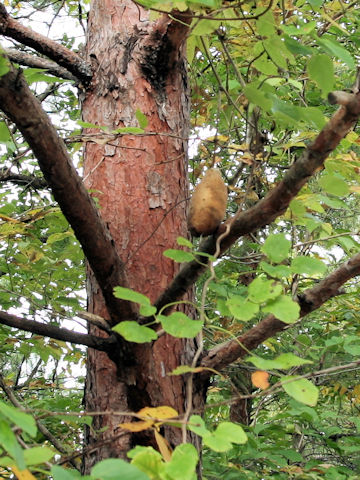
[81,0,201,471]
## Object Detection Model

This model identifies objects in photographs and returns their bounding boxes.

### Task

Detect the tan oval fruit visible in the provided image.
[187,169,228,237]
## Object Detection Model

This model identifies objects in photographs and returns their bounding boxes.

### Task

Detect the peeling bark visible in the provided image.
[81,0,200,470]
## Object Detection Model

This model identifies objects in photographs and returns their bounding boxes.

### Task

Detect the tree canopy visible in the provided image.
[1,0,360,479]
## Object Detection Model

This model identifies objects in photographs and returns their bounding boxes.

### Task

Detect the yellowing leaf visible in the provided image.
[119,420,153,432]
[339,386,347,396]
[11,467,37,480]
[206,135,229,143]
[0,214,20,223]
[227,143,248,152]
[138,406,178,420]
[154,430,172,462]
[251,371,270,390]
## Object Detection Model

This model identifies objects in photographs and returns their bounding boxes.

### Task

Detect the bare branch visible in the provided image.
[0,4,91,84]
[0,62,136,324]
[201,252,360,373]
[0,168,48,189]
[0,310,117,351]
[154,93,360,312]
[3,48,77,82]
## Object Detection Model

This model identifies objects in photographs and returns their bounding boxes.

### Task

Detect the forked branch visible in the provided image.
[0,4,91,84]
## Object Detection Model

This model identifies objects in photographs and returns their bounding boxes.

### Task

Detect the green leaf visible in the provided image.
[203,422,247,452]
[0,419,25,470]
[290,256,327,275]
[24,447,54,466]
[253,55,278,75]
[91,458,150,479]
[344,341,360,356]
[163,249,195,263]
[47,232,73,244]
[316,37,355,68]
[300,106,326,129]
[139,304,157,317]
[188,0,220,6]
[164,444,198,480]
[263,295,300,324]
[158,312,203,338]
[0,122,12,143]
[256,11,276,37]
[281,376,319,406]
[248,277,282,303]
[176,236,193,248]
[129,448,163,479]
[271,98,302,126]
[51,466,82,479]
[113,287,152,306]
[247,353,312,370]
[264,37,289,69]
[260,261,291,279]
[24,69,66,84]
[0,400,37,436]
[191,19,221,36]
[135,109,148,129]
[170,365,200,375]
[226,296,259,321]
[261,233,291,263]
[215,422,247,444]
[77,120,104,130]
[307,54,334,97]
[308,0,322,7]
[318,194,349,210]
[113,321,157,343]
[283,36,313,56]
[187,415,210,437]
[319,173,349,196]
[113,127,145,134]
[244,85,272,111]
[0,55,10,77]
[283,20,317,35]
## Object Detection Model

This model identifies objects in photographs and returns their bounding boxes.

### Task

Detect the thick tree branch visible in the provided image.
[154,93,360,312]
[0,5,91,84]
[3,48,77,82]
[0,63,136,324]
[0,310,117,351]
[201,252,360,373]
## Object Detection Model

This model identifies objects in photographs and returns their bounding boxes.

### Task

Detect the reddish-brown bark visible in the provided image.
[81,0,197,470]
